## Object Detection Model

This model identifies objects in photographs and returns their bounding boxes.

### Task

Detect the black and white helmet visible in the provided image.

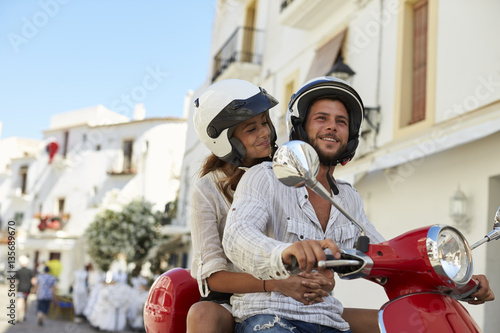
[194,79,278,167]
[287,76,364,165]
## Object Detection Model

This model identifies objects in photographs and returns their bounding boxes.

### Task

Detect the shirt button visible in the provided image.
[305,195,308,199]
[299,235,304,240]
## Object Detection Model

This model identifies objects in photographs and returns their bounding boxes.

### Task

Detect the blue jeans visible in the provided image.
[235,315,352,333]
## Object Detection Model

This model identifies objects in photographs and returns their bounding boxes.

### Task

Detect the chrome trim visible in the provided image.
[334,249,373,279]
[426,224,473,288]
[378,308,387,333]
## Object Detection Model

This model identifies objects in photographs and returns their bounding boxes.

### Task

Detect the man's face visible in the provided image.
[304,99,349,165]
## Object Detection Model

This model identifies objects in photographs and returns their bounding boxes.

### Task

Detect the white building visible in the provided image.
[0,104,186,292]
[174,0,500,330]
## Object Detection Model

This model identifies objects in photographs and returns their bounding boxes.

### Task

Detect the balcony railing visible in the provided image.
[212,26,264,82]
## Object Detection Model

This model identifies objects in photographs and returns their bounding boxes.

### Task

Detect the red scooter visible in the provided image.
[143,140,500,333]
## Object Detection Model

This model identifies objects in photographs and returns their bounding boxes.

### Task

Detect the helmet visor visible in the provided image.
[206,88,278,139]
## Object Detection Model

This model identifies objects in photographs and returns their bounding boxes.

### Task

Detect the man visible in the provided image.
[222,77,494,332]
[15,255,35,322]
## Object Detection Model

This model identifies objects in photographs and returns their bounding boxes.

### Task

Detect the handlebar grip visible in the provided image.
[288,254,336,274]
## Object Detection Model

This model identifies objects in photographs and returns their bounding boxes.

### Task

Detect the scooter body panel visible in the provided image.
[379,293,481,333]
[143,268,200,333]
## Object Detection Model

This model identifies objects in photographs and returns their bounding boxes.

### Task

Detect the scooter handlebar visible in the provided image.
[288,254,363,275]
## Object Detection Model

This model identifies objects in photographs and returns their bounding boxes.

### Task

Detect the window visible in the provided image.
[19,165,28,194]
[241,0,257,63]
[14,212,24,225]
[57,198,65,215]
[394,0,436,137]
[280,76,298,138]
[411,0,428,124]
[123,140,134,172]
[62,131,69,158]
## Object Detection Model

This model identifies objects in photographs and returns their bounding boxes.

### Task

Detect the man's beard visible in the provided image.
[310,140,347,166]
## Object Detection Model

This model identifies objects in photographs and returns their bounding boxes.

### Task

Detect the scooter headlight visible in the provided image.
[427,225,473,287]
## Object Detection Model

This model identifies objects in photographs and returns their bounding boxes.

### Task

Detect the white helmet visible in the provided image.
[194,79,278,166]
[287,76,364,165]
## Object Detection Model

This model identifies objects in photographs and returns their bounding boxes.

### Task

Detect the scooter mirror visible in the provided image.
[272,140,320,188]
[273,141,370,252]
[470,206,500,250]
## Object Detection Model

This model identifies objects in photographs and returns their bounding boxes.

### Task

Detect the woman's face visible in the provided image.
[232,112,272,166]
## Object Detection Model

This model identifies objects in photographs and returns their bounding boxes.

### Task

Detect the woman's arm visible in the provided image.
[207,269,334,305]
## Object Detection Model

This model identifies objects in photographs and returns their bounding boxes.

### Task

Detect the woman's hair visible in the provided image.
[200,111,274,203]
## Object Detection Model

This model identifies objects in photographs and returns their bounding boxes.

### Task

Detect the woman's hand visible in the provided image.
[299,269,335,293]
[269,269,335,305]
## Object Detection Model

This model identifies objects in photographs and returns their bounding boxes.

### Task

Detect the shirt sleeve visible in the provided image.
[189,176,230,296]
[223,164,291,280]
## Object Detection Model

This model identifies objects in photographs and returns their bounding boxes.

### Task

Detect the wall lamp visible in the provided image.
[327,57,380,134]
[449,185,469,232]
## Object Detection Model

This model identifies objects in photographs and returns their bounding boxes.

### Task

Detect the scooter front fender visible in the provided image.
[379,293,481,333]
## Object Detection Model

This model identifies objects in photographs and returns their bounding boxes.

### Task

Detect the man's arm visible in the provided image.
[223,164,292,279]
[224,164,341,277]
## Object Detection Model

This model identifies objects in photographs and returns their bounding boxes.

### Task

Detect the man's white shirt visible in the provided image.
[223,162,385,330]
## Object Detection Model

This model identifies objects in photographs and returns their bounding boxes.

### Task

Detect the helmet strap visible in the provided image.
[326,165,339,195]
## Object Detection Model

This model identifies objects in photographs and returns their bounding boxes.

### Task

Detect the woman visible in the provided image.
[187,79,335,333]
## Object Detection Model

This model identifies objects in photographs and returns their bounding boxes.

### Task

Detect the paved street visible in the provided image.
[0,283,141,333]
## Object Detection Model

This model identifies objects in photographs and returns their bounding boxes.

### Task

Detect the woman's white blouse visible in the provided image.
[189,170,235,297]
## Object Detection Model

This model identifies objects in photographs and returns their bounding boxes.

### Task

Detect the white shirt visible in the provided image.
[223,162,385,330]
[190,170,235,297]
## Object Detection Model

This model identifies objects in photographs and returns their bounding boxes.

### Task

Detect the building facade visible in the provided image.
[0,104,186,292]
[174,0,500,330]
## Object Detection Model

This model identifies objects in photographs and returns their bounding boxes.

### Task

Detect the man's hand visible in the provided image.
[282,239,341,273]
[468,274,495,304]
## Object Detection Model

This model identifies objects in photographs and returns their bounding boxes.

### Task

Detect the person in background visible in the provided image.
[186,79,335,333]
[72,263,91,321]
[15,255,35,322]
[34,266,57,326]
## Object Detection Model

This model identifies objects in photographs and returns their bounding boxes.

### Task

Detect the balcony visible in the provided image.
[34,213,71,232]
[212,26,264,82]
[280,0,354,30]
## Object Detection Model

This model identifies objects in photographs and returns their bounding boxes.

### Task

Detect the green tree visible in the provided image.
[85,200,164,272]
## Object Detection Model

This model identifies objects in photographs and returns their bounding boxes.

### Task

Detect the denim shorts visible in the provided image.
[235,314,352,333]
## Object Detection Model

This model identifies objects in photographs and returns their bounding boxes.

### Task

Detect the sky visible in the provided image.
[0,0,215,140]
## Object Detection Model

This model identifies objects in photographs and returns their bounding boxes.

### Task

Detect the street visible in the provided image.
[0,283,140,333]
